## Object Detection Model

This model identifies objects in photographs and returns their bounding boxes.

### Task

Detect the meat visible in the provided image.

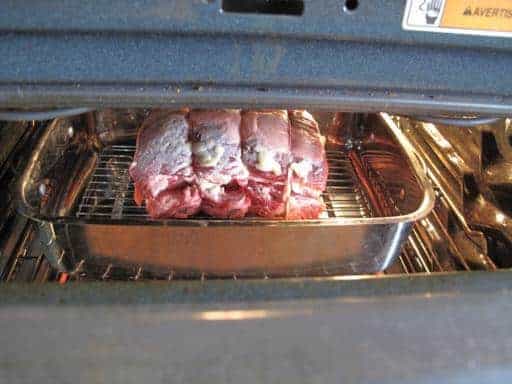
[189,110,250,218]
[130,109,328,220]
[286,194,325,220]
[241,110,291,218]
[144,186,201,219]
[129,110,201,218]
[287,110,328,219]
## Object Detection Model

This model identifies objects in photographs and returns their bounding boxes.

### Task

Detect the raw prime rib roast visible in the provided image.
[240,110,292,218]
[129,109,328,219]
[129,110,201,218]
[189,110,250,218]
[287,110,329,219]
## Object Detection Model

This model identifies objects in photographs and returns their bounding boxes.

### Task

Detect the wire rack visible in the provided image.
[76,146,371,221]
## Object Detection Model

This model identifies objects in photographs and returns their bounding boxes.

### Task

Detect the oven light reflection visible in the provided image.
[328,275,375,281]
[195,309,312,321]
[196,310,272,321]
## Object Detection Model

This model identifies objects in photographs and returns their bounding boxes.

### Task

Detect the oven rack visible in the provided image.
[76,146,371,221]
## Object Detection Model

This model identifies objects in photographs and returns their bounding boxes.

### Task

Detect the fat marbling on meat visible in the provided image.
[129,110,201,218]
[241,110,291,218]
[189,110,250,218]
[287,110,328,219]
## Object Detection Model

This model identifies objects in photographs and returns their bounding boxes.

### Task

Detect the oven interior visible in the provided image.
[1,109,510,282]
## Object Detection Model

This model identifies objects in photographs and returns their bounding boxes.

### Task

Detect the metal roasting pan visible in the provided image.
[18,111,434,278]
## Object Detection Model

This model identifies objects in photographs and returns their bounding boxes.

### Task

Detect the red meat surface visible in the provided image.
[286,194,325,220]
[189,110,250,218]
[145,185,202,219]
[129,110,201,218]
[241,110,291,218]
[287,110,328,219]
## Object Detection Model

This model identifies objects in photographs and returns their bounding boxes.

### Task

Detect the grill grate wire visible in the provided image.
[77,146,371,221]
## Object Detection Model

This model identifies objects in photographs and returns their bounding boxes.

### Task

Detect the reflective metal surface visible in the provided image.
[398,116,512,270]
[17,111,434,278]
[0,122,56,282]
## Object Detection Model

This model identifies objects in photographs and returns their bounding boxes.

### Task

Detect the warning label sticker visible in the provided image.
[403,0,512,37]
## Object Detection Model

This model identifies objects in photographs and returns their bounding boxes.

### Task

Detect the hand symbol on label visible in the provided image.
[426,0,442,24]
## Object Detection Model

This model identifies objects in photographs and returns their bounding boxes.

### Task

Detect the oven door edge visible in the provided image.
[2,271,512,384]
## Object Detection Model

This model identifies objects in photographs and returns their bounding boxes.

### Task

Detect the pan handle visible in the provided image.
[16,119,61,221]
[379,113,436,223]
